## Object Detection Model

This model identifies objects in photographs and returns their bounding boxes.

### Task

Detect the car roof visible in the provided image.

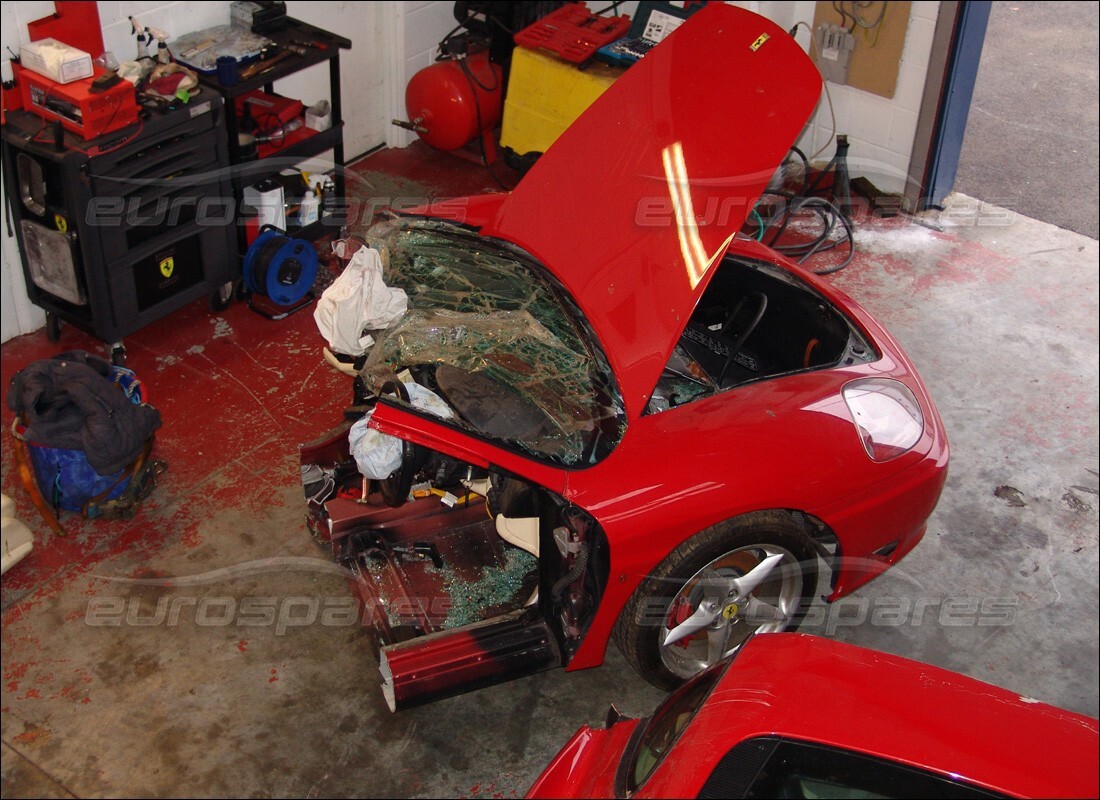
[680,633,1099,798]
[481,4,821,419]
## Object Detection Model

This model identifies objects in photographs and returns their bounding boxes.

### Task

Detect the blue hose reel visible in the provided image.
[243,227,318,307]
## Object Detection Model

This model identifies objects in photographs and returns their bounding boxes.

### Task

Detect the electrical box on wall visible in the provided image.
[811,1,910,98]
[813,24,856,84]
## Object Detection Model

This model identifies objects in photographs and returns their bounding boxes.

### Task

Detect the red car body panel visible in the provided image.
[481,3,821,420]
[409,192,507,229]
[527,634,1100,799]
[308,3,950,706]
[371,236,948,670]
[528,719,640,798]
[370,403,569,494]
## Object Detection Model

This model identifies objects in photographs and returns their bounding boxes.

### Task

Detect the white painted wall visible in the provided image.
[385,0,458,148]
[277,1,385,162]
[736,0,941,194]
[0,188,40,344]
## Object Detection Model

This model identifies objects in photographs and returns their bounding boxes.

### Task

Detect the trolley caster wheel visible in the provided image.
[110,345,127,367]
[45,312,61,343]
[209,281,236,312]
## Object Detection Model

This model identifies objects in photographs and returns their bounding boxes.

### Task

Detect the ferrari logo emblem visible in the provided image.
[54,214,68,233]
[750,33,770,52]
[159,256,175,278]
[721,602,740,620]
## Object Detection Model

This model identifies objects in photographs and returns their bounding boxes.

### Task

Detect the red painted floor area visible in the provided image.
[348,140,520,198]
[0,141,515,611]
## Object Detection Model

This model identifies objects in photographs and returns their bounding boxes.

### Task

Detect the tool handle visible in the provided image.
[239,51,292,81]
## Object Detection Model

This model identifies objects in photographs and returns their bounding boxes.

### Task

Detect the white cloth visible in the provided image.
[313,247,407,356]
[348,383,454,480]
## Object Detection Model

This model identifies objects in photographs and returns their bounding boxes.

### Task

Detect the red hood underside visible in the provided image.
[482,4,821,417]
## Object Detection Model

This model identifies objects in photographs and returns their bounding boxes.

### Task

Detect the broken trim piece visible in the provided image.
[379,609,561,712]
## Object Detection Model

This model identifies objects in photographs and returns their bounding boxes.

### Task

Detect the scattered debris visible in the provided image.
[441,549,537,629]
[1062,490,1091,514]
[994,485,1026,507]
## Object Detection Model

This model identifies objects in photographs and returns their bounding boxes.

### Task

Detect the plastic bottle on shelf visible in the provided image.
[299,187,320,227]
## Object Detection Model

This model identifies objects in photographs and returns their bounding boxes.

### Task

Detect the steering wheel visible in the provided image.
[717,292,768,385]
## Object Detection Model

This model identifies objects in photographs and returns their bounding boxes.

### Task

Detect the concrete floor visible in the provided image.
[1,140,1098,797]
[956,1,1100,239]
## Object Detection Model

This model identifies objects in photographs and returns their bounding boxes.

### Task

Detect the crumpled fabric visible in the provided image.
[314,246,407,357]
[145,63,199,99]
[349,383,453,480]
[7,351,162,475]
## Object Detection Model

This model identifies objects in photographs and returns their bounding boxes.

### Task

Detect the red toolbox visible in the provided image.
[13,63,139,139]
[235,90,304,128]
[514,3,631,63]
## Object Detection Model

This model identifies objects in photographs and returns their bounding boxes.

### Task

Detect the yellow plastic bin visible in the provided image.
[501,46,624,158]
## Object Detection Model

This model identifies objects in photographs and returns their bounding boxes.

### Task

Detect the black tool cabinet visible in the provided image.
[1,95,238,361]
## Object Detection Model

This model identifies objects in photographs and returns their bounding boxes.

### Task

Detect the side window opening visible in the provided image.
[698,737,1005,800]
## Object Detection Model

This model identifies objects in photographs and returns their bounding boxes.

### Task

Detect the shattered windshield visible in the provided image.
[362,218,626,466]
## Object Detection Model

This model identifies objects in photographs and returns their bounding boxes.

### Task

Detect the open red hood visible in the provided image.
[482,4,821,417]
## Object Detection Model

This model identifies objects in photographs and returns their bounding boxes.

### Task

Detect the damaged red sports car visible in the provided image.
[300,4,948,711]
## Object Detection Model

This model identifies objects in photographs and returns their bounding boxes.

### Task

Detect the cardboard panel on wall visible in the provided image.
[812,1,911,98]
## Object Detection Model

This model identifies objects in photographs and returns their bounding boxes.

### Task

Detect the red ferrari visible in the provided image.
[300,4,948,710]
[527,633,1100,799]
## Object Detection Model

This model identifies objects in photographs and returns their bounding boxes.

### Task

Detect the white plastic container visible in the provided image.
[305,100,332,132]
[298,189,319,227]
[244,180,286,232]
[20,39,93,84]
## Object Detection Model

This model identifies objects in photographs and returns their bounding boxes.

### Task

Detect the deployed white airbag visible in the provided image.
[314,246,408,356]
[349,383,453,480]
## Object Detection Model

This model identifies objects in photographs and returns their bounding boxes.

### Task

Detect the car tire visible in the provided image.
[45,312,61,343]
[613,510,819,690]
[209,281,236,312]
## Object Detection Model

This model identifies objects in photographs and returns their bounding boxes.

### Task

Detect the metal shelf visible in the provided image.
[230,121,345,191]
[199,17,352,248]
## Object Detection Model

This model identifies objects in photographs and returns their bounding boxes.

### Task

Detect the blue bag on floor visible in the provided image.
[9,354,163,523]
[17,366,145,513]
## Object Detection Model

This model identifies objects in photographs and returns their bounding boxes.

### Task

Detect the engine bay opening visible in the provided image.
[356,217,627,467]
[649,256,877,413]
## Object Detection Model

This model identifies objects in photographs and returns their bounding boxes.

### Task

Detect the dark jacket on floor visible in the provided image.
[8,351,161,475]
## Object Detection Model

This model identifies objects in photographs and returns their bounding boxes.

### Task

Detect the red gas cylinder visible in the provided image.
[400,51,503,151]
